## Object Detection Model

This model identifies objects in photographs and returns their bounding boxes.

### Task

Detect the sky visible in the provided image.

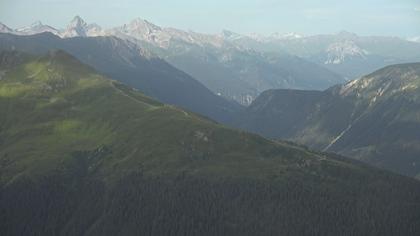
[0,0,419,37]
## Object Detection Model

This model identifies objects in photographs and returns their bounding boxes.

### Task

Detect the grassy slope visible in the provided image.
[0,50,360,184]
[0,32,243,124]
[1,51,420,235]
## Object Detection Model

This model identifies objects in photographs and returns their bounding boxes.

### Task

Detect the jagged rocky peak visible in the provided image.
[62,16,104,38]
[110,17,177,48]
[30,21,43,27]
[126,18,161,32]
[61,16,88,37]
[220,30,243,41]
[0,22,13,33]
[325,40,369,65]
[69,15,87,28]
[14,20,59,35]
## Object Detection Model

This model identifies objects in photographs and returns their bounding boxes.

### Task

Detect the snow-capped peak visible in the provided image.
[283,32,303,39]
[247,32,304,42]
[220,30,244,41]
[0,22,13,33]
[271,32,303,40]
[15,21,60,36]
[61,16,104,38]
[69,16,87,28]
[248,33,267,42]
[325,40,369,65]
[108,17,230,49]
[30,21,43,27]
[118,17,162,37]
[61,16,88,37]
[407,36,420,43]
[128,18,161,31]
[107,17,166,46]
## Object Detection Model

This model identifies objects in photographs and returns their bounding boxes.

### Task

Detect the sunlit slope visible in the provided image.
[0,50,338,182]
[236,63,420,178]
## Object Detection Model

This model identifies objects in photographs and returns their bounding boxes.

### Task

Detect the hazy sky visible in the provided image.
[1,0,419,37]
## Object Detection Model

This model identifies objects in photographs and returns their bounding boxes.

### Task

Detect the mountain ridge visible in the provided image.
[1,50,420,235]
[235,62,420,178]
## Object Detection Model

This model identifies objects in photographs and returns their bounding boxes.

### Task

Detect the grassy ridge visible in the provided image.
[0,50,347,183]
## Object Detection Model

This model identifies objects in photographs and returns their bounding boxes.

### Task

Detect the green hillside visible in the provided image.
[1,50,420,235]
[0,32,242,124]
[0,50,332,182]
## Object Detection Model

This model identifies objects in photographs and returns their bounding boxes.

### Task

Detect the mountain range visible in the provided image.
[0,17,347,105]
[1,50,420,235]
[4,17,420,104]
[235,63,420,179]
[1,17,103,38]
[408,36,420,43]
[229,31,420,80]
[2,17,420,178]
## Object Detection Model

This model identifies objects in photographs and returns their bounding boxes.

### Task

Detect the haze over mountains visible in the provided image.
[1,50,420,235]
[3,17,420,77]
[408,36,420,43]
[235,63,420,179]
[0,32,241,123]
[0,16,370,105]
[2,16,420,176]
[1,8,420,235]
[231,32,420,80]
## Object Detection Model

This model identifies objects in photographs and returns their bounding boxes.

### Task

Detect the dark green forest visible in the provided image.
[2,166,420,236]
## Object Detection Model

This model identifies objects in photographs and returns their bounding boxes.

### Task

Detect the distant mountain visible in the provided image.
[105,18,344,105]
[165,46,344,106]
[0,17,345,105]
[408,36,420,43]
[0,21,60,35]
[0,23,13,34]
[107,18,226,48]
[235,63,420,178]
[2,19,419,82]
[4,17,420,103]
[249,32,304,42]
[61,16,104,38]
[0,21,60,36]
[228,31,420,79]
[0,32,241,123]
[0,16,102,38]
[1,50,420,235]
[323,40,369,65]
[15,21,60,36]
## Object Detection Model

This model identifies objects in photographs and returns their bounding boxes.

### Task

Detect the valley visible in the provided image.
[1,4,420,234]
